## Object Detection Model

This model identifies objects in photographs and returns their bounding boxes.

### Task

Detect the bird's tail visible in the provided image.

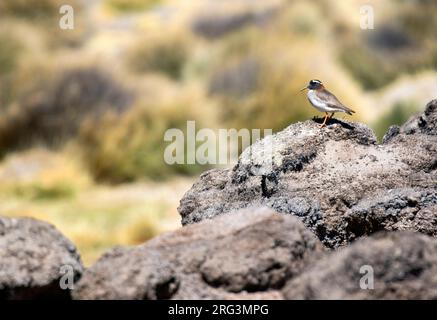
[345,107,355,115]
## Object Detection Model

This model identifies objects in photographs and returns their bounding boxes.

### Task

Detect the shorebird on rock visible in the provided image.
[301,79,355,128]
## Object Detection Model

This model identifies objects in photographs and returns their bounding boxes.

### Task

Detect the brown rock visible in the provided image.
[282,231,437,299]
[0,216,83,299]
[178,100,437,248]
[72,207,323,299]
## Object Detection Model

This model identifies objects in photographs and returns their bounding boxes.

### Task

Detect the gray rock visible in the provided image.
[178,100,437,248]
[0,216,83,299]
[282,231,437,299]
[72,207,323,300]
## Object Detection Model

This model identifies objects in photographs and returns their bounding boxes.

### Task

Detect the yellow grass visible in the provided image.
[0,179,193,265]
[0,148,193,265]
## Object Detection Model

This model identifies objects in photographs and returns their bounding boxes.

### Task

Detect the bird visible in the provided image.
[300,79,355,128]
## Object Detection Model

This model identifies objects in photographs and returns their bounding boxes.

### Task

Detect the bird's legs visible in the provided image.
[319,112,335,129]
[319,112,329,128]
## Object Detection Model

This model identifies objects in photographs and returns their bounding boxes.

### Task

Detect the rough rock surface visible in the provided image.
[0,216,83,299]
[178,100,437,248]
[72,207,323,300]
[283,231,437,299]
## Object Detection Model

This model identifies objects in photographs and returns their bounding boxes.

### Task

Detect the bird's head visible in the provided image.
[300,79,323,91]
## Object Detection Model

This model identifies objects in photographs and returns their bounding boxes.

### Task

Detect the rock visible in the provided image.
[282,231,437,299]
[0,216,83,299]
[397,99,437,136]
[382,99,436,142]
[178,100,437,248]
[72,207,323,300]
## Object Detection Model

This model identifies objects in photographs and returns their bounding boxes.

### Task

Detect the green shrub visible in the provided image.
[105,0,161,13]
[12,182,75,200]
[338,0,437,91]
[0,67,133,155]
[78,95,211,183]
[339,41,396,90]
[192,10,268,40]
[0,0,82,25]
[0,0,61,20]
[127,35,189,80]
[0,148,89,200]
[0,33,22,108]
[0,34,21,76]
[339,36,437,90]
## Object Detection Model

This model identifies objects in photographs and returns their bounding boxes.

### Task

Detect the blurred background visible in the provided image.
[0,0,436,264]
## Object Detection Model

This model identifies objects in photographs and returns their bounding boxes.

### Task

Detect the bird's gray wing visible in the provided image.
[318,89,355,114]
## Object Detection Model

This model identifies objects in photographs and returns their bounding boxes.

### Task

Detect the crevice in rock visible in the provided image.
[200,263,290,294]
[280,151,317,174]
[0,281,73,300]
[154,276,180,300]
[345,215,386,240]
[261,175,272,198]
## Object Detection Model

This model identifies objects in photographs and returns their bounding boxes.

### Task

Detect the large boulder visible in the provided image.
[283,231,437,299]
[72,207,323,300]
[178,100,437,248]
[0,216,83,299]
